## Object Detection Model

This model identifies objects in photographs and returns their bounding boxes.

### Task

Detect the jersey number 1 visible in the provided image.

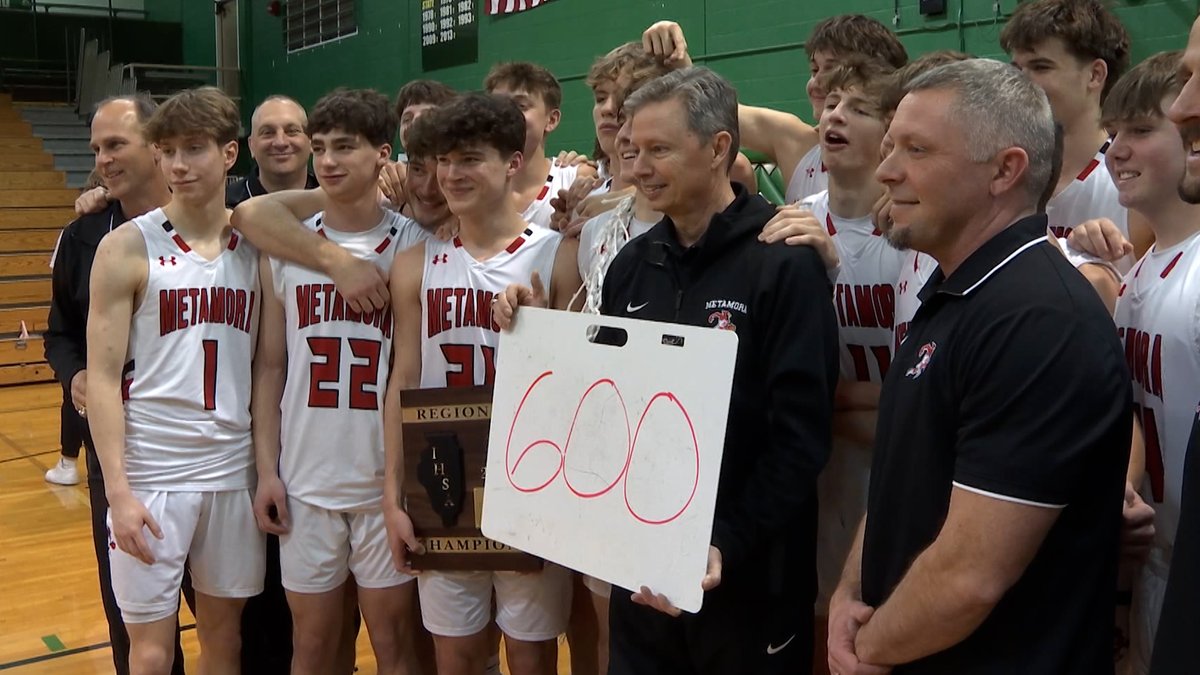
[202,340,218,411]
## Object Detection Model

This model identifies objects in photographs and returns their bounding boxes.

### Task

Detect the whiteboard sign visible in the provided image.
[482,308,737,612]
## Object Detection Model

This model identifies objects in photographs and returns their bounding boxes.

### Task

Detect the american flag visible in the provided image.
[487,0,552,14]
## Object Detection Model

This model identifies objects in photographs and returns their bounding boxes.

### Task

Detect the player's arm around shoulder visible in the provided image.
[737,104,818,185]
[251,255,290,535]
[382,241,427,571]
[86,222,163,564]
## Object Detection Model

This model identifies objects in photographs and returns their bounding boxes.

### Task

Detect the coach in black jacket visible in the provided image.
[599,68,839,675]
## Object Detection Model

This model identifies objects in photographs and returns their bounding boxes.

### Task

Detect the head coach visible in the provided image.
[827,59,1132,675]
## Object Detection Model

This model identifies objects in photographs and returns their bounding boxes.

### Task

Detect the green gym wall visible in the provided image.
[185,0,1198,155]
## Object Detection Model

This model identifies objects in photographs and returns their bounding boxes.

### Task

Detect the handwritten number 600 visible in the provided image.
[504,371,700,525]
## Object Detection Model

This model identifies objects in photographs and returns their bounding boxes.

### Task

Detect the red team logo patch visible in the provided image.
[905,341,937,379]
[708,310,736,332]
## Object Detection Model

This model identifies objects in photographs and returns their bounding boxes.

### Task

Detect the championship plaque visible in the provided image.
[399,385,541,571]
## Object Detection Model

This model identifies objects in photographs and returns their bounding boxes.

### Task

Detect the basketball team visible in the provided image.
[40,1,1200,674]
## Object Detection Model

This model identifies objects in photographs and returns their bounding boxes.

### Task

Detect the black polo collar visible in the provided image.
[918,214,1051,302]
[243,164,320,199]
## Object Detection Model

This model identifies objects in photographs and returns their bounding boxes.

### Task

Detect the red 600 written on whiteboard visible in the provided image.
[503,370,701,526]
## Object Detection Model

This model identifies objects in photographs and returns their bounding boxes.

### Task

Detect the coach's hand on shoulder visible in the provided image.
[108,490,163,565]
[1066,218,1134,262]
[494,271,548,330]
[330,252,390,313]
[378,160,408,209]
[383,502,424,573]
[253,473,290,535]
[1121,482,1156,559]
[642,21,693,69]
[75,186,111,217]
[828,586,890,675]
[631,546,722,618]
[760,204,840,272]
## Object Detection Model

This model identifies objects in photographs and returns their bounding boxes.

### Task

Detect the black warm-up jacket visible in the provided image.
[44,201,126,395]
[601,184,840,584]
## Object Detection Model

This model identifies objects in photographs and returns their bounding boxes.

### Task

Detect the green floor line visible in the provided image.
[40,635,65,653]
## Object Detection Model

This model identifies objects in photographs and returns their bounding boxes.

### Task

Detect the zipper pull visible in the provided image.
[675,290,683,315]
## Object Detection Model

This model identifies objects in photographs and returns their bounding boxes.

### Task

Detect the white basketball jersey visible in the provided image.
[1114,230,1200,557]
[805,191,903,383]
[1046,142,1132,272]
[273,210,431,511]
[420,226,562,388]
[123,208,259,491]
[892,250,938,354]
[785,144,828,204]
[521,163,579,229]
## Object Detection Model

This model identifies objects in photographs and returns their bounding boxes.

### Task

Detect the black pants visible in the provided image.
[608,511,817,675]
[240,534,293,674]
[60,395,82,459]
[80,411,294,673]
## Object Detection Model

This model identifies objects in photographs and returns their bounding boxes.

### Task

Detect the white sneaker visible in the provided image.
[45,457,79,486]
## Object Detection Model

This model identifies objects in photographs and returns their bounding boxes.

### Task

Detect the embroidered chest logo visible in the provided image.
[708,310,736,332]
[805,167,816,179]
[705,299,747,332]
[905,341,937,379]
[158,255,177,267]
[432,253,448,265]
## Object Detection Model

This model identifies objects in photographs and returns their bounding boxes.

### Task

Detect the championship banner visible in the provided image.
[486,0,553,15]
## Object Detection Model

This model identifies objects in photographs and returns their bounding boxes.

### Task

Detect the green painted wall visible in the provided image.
[234,0,1197,153]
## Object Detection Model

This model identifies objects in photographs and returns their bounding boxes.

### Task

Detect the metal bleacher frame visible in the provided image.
[75,36,240,117]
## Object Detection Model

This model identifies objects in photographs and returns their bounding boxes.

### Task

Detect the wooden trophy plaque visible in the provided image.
[399,385,541,571]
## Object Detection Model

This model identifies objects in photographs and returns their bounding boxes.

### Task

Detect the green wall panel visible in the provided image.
[232,0,1196,154]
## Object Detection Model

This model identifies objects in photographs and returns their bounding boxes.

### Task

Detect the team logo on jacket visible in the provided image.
[708,310,737,332]
[905,341,937,379]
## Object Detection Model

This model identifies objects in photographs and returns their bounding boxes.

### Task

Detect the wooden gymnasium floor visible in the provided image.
[0,382,572,674]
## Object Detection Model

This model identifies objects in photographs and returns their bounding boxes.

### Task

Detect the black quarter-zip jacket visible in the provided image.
[601,185,839,578]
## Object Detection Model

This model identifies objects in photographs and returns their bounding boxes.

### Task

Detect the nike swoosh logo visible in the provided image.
[626,301,649,313]
[766,634,795,655]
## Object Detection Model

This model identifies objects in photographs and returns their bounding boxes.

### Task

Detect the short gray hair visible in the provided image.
[907,59,1055,203]
[623,66,739,171]
[252,94,308,131]
[95,95,157,124]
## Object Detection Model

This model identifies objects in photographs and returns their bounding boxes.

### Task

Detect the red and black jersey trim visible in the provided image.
[160,219,241,251]
[313,217,396,253]
[1076,141,1112,181]
[160,220,192,253]
[826,213,882,237]
[375,225,399,254]
[1161,251,1184,279]
[453,228,534,254]
[535,173,553,201]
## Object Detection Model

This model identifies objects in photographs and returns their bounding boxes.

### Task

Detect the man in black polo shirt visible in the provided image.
[1152,16,1200,674]
[225,95,319,208]
[828,59,1132,675]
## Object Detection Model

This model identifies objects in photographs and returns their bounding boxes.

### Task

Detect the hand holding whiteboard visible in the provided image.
[482,307,737,613]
